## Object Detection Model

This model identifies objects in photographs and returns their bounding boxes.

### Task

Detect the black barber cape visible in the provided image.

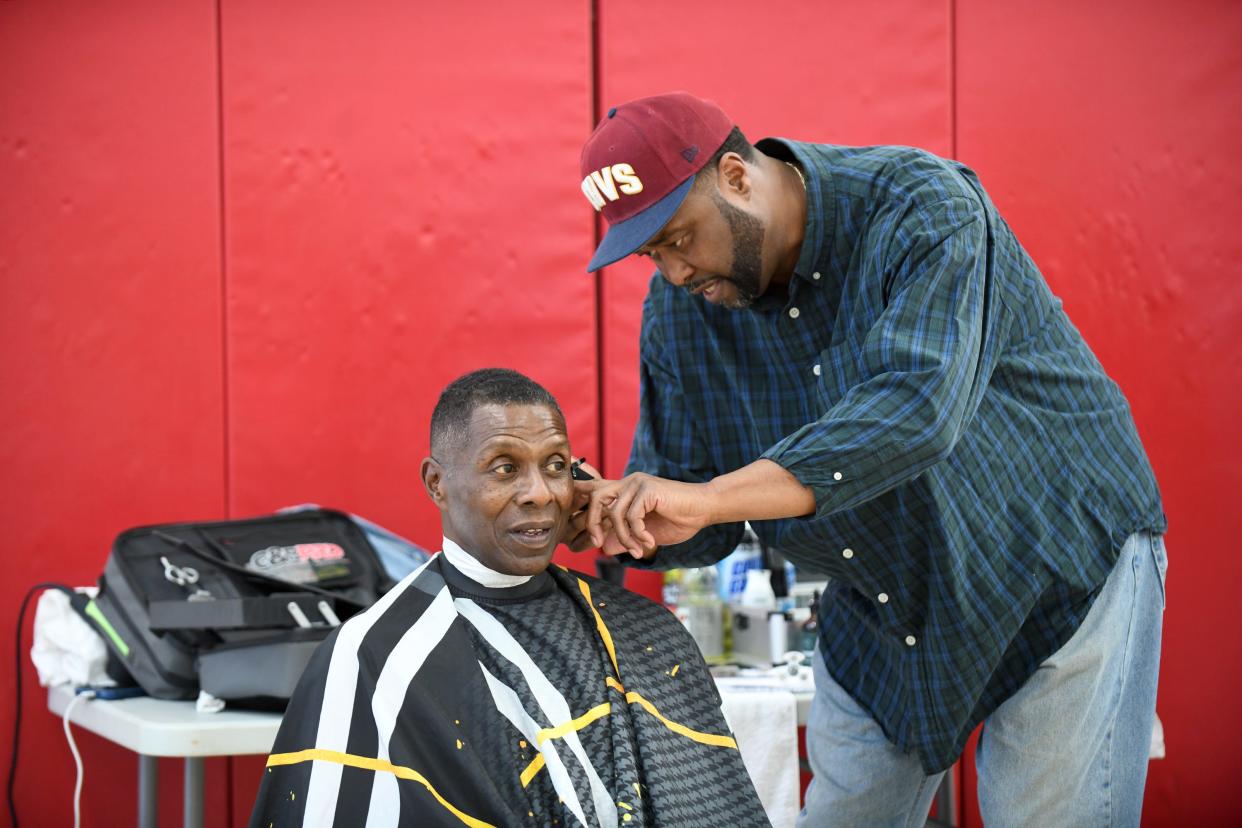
[249,552,769,827]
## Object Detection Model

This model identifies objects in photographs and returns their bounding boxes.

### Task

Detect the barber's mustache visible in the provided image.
[683,275,730,295]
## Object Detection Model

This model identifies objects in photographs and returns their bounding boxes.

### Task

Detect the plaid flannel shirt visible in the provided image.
[626,138,1165,772]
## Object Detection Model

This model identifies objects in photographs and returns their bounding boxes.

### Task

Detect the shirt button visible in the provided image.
[788,307,800,319]
[833,472,842,481]
[812,271,821,280]
[842,548,854,559]
[812,364,821,376]
[905,635,917,647]
[877,593,889,604]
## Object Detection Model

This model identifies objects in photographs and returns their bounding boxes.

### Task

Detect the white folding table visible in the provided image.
[48,685,281,828]
[51,681,955,827]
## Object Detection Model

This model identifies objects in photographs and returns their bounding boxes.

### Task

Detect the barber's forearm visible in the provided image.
[703,459,816,525]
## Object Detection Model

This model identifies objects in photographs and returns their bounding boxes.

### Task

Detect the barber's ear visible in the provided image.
[717,152,750,197]
[421,457,446,505]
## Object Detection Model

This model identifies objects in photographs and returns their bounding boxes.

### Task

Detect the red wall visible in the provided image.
[1,1,230,825]
[2,1,594,824]
[2,2,1238,825]
[954,4,1242,823]
[217,2,595,820]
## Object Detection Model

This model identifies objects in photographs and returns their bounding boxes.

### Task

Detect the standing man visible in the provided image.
[571,92,1167,826]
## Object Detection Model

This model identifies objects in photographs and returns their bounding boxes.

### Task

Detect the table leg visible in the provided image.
[138,755,158,828]
[184,757,204,828]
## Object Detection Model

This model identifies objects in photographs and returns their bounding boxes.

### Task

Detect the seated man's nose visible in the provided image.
[518,472,553,503]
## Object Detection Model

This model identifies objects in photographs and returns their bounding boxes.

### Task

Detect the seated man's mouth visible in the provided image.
[509,524,554,547]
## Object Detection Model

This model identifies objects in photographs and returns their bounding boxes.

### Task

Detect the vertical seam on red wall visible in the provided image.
[949,0,958,160]
[591,0,605,472]
[215,0,233,523]
[214,1,236,823]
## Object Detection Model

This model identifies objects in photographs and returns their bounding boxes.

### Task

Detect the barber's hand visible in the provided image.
[582,472,712,559]
[567,478,645,558]
[563,459,604,552]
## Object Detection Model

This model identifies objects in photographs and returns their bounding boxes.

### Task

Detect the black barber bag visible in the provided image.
[88,508,393,707]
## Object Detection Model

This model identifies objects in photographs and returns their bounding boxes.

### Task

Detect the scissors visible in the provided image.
[161,555,200,587]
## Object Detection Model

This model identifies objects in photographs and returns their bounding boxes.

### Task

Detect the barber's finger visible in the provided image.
[606,483,644,557]
[567,512,612,552]
[621,531,660,563]
[570,487,592,514]
[614,482,657,552]
[624,512,652,553]
[601,533,629,558]
[582,483,607,542]
[604,486,636,553]
[624,496,657,550]
[571,477,604,509]
[584,487,613,547]
[630,540,656,560]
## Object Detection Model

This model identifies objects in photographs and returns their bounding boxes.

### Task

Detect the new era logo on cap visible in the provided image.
[579,92,733,271]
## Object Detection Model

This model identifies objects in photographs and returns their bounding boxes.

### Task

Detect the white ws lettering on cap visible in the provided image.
[581,163,643,211]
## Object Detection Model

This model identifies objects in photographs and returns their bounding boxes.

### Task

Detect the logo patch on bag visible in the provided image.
[247,542,349,583]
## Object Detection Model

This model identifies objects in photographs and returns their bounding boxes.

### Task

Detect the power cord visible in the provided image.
[8,583,74,828]
[61,690,94,828]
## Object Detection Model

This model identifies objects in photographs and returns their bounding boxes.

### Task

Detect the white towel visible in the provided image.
[719,684,800,828]
[31,587,114,689]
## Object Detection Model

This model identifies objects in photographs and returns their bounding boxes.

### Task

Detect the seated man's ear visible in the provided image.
[421,457,447,507]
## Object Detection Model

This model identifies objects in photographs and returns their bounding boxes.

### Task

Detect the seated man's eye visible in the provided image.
[547,460,567,473]
[493,463,516,475]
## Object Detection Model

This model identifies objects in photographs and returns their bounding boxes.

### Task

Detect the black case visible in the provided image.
[90,508,393,705]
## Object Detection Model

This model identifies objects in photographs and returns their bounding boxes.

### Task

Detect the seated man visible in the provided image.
[250,368,767,827]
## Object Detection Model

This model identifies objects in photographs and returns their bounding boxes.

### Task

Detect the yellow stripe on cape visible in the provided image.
[266,748,494,828]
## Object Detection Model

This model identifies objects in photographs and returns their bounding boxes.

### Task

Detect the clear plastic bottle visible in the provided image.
[662,568,683,611]
[682,567,724,659]
[799,589,821,655]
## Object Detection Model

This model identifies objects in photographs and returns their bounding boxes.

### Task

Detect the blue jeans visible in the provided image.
[797,532,1167,828]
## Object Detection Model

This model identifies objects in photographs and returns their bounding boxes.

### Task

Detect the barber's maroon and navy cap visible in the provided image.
[580,92,733,272]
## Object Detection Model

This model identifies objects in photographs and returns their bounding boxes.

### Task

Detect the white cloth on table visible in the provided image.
[719,683,800,828]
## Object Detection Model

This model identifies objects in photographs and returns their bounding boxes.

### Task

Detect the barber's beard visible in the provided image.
[706,191,765,310]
